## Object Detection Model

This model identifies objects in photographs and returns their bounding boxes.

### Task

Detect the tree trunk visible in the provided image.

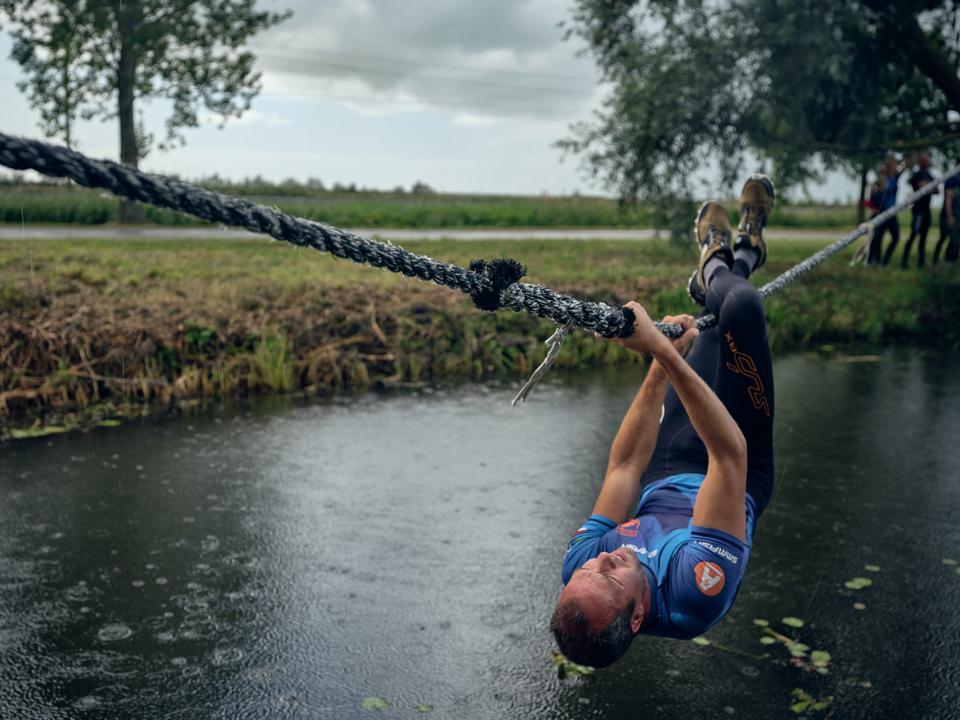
[857,164,867,224]
[62,47,72,149]
[117,3,143,224]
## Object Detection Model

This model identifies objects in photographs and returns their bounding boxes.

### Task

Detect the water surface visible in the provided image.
[2,350,959,719]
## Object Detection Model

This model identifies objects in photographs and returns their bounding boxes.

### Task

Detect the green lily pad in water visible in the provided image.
[759,636,776,645]
[810,650,831,668]
[752,618,770,627]
[415,704,434,713]
[864,564,881,572]
[691,636,711,646]
[9,425,69,439]
[943,558,958,566]
[790,689,833,714]
[844,577,873,590]
[552,651,594,678]
[782,617,804,629]
[853,602,866,610]
[786,641,810,658]
[361,697,390,711]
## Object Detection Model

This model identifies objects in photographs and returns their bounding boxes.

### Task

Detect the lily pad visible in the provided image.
[943,558,958,566]
[786,641,809,658]
[10,425,69,439]
[790,689,813,714]
[759,636,776,645]
[853,602,866,610]
[691,636,711,646]
[781,617,804,628]
[552,651,594,678]
[98,419,122,428]
[790,689,832,712]
[864,564,881,572]
[361,698,390,711]
[415,704,434,713]
[752,618,770,627]
[844,577,873,590]
[810,650,831,668]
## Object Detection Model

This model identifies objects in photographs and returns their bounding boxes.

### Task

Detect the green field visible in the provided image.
[2,233,957,435]
[0,182,872,229]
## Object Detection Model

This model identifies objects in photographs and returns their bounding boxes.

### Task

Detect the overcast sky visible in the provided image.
[0,0,860,200]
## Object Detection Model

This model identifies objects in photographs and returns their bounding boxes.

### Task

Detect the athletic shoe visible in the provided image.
[688,200,733,305]
[734,174,776,269]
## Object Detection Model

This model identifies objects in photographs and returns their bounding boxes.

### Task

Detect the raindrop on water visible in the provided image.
[212,648,243,665]
[97,623,133,642]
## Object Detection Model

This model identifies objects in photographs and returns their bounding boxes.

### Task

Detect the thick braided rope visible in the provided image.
[0,133,632,336]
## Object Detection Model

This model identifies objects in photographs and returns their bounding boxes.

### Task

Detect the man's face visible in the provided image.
[885,158,898,175]
[560,547,645,632]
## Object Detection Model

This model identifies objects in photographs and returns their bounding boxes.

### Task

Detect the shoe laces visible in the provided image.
[705,224,729,245]
[741,205,766,237]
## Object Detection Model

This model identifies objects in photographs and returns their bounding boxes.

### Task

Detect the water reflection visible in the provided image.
[1,349,959,718]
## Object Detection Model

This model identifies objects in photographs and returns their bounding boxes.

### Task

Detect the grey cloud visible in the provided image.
[252,0,598,117]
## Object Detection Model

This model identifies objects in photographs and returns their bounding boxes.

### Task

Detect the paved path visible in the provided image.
[0,225,844,242]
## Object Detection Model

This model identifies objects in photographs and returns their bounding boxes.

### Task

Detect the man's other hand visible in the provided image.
[661,314,699,355]
[610,303,699,356]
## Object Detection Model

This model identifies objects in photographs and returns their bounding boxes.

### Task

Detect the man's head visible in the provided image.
[884,155,899,175]
[918,153,931,170]
[550,547,649,668]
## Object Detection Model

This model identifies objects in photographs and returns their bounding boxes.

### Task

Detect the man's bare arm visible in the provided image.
[591,314,699,523]
[617,303,748,540]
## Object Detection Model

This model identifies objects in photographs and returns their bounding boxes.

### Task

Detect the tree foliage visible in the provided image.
[1,0,291,165]
[561,0,960,231]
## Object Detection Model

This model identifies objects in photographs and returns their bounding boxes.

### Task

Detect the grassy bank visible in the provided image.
[0,183,871,229]
[2,235,958,435]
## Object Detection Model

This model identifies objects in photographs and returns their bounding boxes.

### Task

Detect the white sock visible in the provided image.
[734,246,761,273]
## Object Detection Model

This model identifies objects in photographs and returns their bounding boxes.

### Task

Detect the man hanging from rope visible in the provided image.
[551,176,776,667]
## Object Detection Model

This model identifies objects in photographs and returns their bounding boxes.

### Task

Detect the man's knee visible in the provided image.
[719,284,765,326]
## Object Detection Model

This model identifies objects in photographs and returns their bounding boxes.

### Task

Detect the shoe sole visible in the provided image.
[746,173,776,207]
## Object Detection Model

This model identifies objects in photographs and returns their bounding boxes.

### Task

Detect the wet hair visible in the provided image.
[550,596,636,669]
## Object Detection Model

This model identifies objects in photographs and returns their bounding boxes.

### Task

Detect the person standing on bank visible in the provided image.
[901,154,937,269]
[551,176,776,667]
[934,164,960,264]
[876,155,906,266]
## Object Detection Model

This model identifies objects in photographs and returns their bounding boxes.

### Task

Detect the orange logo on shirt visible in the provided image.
[694,561,725,596]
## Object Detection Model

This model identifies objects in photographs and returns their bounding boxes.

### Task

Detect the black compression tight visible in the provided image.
[640,262,775,515]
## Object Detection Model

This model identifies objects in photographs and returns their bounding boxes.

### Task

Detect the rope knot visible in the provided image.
[467,258,526,311]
